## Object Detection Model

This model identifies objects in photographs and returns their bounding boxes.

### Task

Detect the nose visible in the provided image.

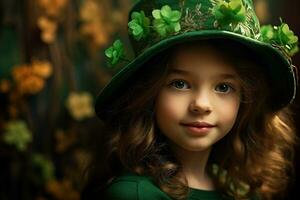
[189,90,212,114]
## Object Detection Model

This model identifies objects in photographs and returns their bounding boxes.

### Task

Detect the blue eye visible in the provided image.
[215,83,234,93]
[169,80,190,89]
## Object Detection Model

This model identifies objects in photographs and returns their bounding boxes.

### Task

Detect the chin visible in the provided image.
[180,143,213,152]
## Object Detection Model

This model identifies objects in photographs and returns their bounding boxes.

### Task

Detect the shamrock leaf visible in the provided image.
[261,23,299,57]
[260,25,275,42]
[128,11,151,40]
[3,120,32,151]
[152,5,182,37]
[277,23,298,56]
[105,39,125,65]
[213,0,246,27]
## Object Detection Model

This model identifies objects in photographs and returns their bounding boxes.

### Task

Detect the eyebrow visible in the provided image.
[169,68,192,75]
[168,68,238,80]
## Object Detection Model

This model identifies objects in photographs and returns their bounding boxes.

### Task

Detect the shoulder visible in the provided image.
[104,173,172,200]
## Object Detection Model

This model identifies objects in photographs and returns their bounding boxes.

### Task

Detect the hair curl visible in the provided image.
[81,39,297,200]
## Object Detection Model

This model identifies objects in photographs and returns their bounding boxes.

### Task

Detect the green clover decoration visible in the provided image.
[152,5,182,37]
[3,120,32,151]
[260,25,274,42]
[128,11,151,40]
[105,5,182,66]
[261,22,299,56]
[105,39,126,65]
[212,0,246,27]
[104,2,298,66]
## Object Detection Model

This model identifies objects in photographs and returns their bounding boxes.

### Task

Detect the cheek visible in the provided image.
[218,98,240,127]
[155,92,187,122]
[156,96,175,119]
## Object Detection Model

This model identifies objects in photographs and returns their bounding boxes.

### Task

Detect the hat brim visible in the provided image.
[95,30,296,118]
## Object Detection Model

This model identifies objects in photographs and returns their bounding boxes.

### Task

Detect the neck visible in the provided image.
[171,145,215,190]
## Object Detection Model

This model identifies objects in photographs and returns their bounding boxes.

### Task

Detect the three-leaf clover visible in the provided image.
[277,23,299,56]
[213,0,246,27]
[105,39,125,65]
[152,5,182,37]
[261,22,299,56]
[3,120,32,151]
[128,11,151,40]
[260,25,274,43]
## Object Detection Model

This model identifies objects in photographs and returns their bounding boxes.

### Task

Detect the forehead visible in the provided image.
[168,43,238,75]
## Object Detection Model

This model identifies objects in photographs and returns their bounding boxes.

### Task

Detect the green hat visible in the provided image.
[95,0,299,119]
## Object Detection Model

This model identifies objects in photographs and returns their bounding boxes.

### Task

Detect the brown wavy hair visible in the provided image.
[81,39,298,200]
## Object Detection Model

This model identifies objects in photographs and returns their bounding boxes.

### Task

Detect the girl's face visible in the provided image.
[155,44,241,152]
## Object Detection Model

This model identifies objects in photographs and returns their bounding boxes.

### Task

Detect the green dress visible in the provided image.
[104,172,233,200]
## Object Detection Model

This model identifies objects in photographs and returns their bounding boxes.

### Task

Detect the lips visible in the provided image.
[180,121,216,128]
[180,121,215,136]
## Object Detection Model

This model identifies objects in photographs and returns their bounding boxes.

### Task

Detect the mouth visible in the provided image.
[180,121,216,135]
[180,121,216,128]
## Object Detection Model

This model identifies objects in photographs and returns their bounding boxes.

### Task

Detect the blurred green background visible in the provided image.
[0,0,299,199]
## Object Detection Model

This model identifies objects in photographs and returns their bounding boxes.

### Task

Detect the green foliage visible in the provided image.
[3,120,32,151]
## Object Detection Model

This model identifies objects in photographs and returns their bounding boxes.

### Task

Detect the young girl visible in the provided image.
[82,0,298,199]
